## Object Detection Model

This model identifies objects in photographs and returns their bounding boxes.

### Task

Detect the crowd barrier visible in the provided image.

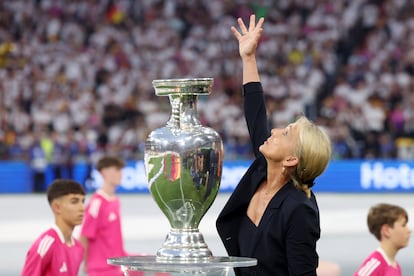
[1,160,414,193]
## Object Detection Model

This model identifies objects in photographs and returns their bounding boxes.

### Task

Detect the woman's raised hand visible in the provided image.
[230,14,264,59]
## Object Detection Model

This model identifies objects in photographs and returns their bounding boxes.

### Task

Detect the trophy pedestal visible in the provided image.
[108,255,257,276]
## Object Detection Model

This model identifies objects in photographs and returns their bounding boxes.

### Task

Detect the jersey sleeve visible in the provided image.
[80,196,102,239]
[21,234,55,276]
[354,257,382,276]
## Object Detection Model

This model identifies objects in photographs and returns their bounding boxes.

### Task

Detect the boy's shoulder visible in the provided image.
[354,249,401,276]
[90,190,118,201]
[30,228,59,256]
[86,191,106,205]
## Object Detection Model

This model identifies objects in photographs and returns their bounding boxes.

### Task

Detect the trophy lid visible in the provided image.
[152,78,213,96]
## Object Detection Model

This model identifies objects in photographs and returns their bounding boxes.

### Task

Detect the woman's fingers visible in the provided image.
[238,17,248,35]
[248,14,256,32]
[230,26,241,39]
[256,17,264,30]
[231,15,264,40]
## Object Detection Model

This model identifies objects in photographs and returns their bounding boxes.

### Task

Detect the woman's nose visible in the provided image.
[271,128,280,135]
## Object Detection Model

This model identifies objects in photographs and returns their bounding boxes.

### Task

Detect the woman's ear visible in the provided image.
[283,156,298,167]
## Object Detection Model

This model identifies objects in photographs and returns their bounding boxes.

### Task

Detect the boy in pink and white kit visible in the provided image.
[354,203,411,276]
[80,156,136,276]
[21,179,86,276]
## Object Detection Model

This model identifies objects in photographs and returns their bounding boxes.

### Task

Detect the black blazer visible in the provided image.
[216,82,320,276]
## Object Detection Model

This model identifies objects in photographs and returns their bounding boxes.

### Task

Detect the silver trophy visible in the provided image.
[144,78,223,261]
[107,78,256,274]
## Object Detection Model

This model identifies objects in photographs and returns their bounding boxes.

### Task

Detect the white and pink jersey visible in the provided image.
[21,225,84,276]
[80,190,127,275]
[354,248,402,276]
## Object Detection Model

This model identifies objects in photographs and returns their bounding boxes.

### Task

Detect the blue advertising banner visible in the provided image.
[79,160,414,193]
[0,161,32,193]
[82,160,254,193]
[1,160,414,193]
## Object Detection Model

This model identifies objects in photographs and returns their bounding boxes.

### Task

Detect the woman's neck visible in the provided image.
[264,170,287,195]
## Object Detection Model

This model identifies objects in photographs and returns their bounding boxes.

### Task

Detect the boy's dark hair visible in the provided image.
[47,179,85,205]
[96,156,125,171]
[367,203,408,241]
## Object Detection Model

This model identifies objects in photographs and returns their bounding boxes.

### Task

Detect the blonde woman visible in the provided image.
[216,15,332,275]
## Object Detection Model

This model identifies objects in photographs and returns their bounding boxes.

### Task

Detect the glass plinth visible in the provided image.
[108,255,257,276]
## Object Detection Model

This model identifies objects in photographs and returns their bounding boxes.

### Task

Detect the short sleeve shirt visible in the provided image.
[21,225,84,276]
[80,191,126,273]
[354,248,402,276]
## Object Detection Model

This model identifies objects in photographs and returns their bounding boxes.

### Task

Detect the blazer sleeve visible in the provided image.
[285,201,320,275]
[243,82,270,158]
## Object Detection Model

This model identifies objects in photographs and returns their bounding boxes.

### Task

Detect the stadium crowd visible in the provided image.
[1,0,414,176]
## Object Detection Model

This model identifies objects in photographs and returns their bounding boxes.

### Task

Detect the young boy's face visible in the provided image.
[390,216,411,250]
[101,166,123,186]
[55,194,85,227]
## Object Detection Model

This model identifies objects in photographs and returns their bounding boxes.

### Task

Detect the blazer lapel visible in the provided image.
[216,158,267,256]
[219,158,266,218]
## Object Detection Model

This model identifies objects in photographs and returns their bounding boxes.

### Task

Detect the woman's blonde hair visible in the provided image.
[291,116,332,197]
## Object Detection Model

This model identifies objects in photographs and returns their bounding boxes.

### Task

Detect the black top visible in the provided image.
[238,214,257,256]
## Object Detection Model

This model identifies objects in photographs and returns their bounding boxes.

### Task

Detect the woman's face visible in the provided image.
[260,123,299,162]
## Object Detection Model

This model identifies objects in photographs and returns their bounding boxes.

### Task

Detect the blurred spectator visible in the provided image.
[29,132,48,192]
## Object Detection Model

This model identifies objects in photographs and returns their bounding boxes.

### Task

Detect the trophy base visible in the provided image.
[108,255,257,276]
[156,228,212,260]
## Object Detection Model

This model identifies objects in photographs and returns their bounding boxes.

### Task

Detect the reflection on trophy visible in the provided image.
[144,78,223,261]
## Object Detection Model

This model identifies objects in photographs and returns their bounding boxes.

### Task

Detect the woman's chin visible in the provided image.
[259,144,265,153]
